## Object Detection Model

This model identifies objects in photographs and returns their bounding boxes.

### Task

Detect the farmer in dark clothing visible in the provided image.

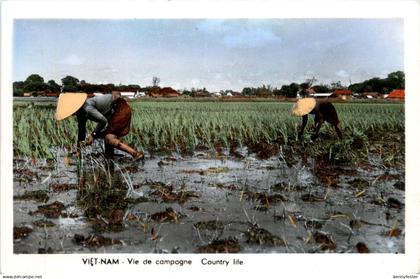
[291,97,343,141]
[56,92,144,160]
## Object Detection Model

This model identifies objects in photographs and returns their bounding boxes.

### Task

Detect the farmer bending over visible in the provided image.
[55,91,144,160]
[291,97,343,141]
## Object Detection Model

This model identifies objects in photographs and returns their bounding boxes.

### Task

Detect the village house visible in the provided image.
[120,91,137,99]
[330,89,353,99]
[22,91,59,97]
[210,92,222,97]
[159,87,181,97]
[149,87,180,98]
[314,93,333,98]
[361,92,380,99]
[308,91,333,98]
[387,89,405,100]
[301,87,332,99]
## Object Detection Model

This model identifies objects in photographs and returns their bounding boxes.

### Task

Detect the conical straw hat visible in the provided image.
[291,98,316,116]
[55,93,87,121]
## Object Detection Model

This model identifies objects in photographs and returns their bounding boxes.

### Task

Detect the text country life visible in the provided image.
[201,258,244,266]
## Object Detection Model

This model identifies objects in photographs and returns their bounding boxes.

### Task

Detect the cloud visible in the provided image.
[312,34,353,50]
[223,29,281,48]
[190,78,201,87]
[335,70,349,78]
[196,19,227,34]
[57,54,84,66]
[103,67,118,74]
[197,19,281,49]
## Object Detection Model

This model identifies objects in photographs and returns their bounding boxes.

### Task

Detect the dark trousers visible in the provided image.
[105,143,115,158]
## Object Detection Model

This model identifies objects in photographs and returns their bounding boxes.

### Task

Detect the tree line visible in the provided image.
[348,71,404,94]
[13,74,143,96]
[241,71,404,98]
[13,71,404,97]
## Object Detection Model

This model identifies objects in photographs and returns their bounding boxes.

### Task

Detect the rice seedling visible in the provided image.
[13,101,404,164]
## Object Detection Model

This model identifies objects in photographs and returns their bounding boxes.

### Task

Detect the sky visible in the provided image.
[13,19,404,91]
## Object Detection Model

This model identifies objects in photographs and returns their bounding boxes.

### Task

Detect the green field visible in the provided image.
[13,101,404,164]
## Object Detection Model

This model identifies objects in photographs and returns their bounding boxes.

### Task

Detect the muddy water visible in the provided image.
[13,147,404,253]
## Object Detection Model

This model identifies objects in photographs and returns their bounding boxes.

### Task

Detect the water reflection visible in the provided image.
[77,159,128,233]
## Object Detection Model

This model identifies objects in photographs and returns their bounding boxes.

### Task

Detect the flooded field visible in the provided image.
[13,145,405,254]
[12,100,405,253]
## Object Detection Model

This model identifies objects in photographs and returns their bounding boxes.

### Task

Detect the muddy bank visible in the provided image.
[13,146,404,253]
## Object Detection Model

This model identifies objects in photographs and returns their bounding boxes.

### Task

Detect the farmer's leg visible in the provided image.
[104,134,144,160]
[103,143,115,174]
[323,103,342,139]
[298,115,308,141]
[104,142,115,159]
[326,118,343,139]
[334,123,343,139]
[311,119,324,140]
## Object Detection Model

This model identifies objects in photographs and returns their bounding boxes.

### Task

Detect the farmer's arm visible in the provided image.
[298,114,308,140]
[84,104,108,138]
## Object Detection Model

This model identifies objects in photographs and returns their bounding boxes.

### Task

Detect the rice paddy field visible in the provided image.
[13,99,405,254]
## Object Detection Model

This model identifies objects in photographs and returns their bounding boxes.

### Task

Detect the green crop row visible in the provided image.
[13,101,404,159]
